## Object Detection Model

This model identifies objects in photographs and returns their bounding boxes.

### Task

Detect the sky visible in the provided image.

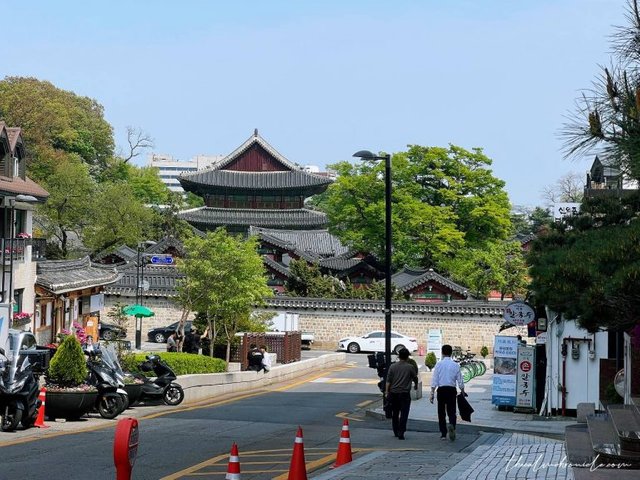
[0,0,627,207]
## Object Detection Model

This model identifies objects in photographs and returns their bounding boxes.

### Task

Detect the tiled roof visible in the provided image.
[179,169,333,192]
[144,236,185,256]
[0,176,49,200]
[263,296,507,316]
[263,256,291,277]
[249,227,350,258]
[36,256,119,294]
[104,263,183,298]
[391,267,470,296]
[178,208,328,230]
[6,127,21,152]
[216,130,301,171]
[93,245,138,264]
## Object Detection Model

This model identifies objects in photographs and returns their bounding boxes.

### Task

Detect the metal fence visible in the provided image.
[235,332,302,370]
[0,238,47,262]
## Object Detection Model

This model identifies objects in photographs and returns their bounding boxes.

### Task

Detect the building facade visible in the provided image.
[149,153,223,193]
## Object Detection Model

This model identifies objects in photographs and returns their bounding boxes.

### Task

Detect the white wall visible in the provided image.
[545,316,608,412]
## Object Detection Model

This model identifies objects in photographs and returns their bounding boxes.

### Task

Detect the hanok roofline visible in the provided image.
[36,256,119,294]
[391,267,470,298]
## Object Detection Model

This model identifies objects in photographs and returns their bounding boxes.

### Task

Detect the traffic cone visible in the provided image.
[332,419,353,468]
[287,426,307,480]
[225,442,241,480]
[34,387,49,429]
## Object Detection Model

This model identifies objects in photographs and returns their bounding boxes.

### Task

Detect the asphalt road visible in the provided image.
[0,353,479,480]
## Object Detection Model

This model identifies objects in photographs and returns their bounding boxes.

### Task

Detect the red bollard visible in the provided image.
[114,418,139,480]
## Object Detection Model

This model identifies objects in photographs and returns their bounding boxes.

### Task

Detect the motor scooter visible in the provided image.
[85,346,127,419]
[134,355,184,406]
[0,343,42,432]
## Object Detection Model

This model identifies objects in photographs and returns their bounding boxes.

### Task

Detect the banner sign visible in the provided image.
[492,335,518,406]
[516,346,536,409]
[427,329,443,361]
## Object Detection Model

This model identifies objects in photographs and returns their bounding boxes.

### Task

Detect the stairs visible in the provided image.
[566,399,640,479]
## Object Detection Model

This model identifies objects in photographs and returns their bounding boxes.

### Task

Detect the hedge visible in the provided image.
[122,352,227,376]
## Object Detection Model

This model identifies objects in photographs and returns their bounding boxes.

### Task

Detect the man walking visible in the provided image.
[385,348,419,440]
[430,344,465,441]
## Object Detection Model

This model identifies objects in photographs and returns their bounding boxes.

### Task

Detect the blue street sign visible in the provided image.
[150,255,174,265]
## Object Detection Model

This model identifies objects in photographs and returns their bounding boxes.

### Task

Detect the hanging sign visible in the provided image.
[516,346,536,409]
[503,301,535,327]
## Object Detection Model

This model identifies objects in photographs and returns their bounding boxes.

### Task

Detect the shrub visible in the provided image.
[425,352,437,370]
[480,346,489,358]
[47,335,88,387]
[122,352,226,376]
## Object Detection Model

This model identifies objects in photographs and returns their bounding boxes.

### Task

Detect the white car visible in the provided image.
[337,331,418,354]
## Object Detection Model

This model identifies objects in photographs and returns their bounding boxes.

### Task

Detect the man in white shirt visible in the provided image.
[430,344,465,441]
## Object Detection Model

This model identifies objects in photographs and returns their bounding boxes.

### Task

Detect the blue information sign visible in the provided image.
[150,255,173,264]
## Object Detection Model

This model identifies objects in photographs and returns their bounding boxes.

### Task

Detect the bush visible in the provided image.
[425,352,437,370]
[47,335,88,387]
[121,352,226,376]
[480,346,489,358]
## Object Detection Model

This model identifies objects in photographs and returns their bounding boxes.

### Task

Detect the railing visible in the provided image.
[0,238,48,262]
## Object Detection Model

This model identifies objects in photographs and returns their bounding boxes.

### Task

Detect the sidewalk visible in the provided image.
[312,370,578,480]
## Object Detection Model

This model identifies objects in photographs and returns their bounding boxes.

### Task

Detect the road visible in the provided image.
[0,353,479,479]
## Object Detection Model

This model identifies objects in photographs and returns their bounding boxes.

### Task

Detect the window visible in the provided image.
[13,288,24,314]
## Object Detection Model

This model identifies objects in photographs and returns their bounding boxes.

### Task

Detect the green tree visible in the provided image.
[0,76,114,180]
[176,229,273,367]
[47,335,88,387]
[36,158,96,258]
[82,182,155,253]
[317,144,511,271]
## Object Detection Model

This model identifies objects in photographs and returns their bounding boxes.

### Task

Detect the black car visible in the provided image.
[147,321,192,343]
[98,322,127,341]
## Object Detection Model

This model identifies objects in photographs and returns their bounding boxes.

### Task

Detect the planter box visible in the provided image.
[45,390,98,420]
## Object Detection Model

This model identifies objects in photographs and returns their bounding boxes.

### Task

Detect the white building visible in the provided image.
[149,153,223,193]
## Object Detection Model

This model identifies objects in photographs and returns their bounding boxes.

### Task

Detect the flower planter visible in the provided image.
[45,390,98,420]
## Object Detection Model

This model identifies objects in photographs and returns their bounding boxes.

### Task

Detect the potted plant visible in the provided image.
[480,345,489,359]
[45,334,97,420]
[425,352,437,371]
[12,311,32,328]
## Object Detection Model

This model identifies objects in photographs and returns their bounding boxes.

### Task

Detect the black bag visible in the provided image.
[383,396,393,419]
[457,392,474,422]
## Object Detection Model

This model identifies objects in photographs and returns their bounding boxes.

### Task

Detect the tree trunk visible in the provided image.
[176,307,190,353]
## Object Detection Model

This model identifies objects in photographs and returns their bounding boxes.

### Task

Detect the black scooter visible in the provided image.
[0,347,41,432]
[134,355,184,406]
[86,347,127,419]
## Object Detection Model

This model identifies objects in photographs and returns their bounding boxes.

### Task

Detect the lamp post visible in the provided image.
[353,150,393,368]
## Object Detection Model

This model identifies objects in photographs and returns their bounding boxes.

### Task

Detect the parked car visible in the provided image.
[337,331,418,354]
[147,321,193,343]
[99,322,127,341]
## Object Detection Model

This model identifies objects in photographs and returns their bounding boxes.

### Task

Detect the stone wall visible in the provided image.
[104,296,194,342]
[295,310,502,354]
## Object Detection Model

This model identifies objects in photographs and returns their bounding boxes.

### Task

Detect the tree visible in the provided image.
[0,76,114,180]
[119,126,154,163]
[316,144,512,271]
[541,171,584,204]
[82,182,156,253]
[176,229,272,367]
[561,0,640,182]
[36,158,96,258]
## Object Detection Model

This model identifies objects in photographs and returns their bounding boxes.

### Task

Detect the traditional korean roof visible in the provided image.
[249,227,350,258]
[215,129,301,171]
[178,130,333,193]
[178,207,328,230]
[391,267,469,297]
[104,262,183,298]
[180,170,333,193]
[144,236,185,257]
[36,256,119,294]
[263,256,291,277]
[93,245,138,264]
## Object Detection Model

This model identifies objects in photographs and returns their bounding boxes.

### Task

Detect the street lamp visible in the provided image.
[353,150,393,368]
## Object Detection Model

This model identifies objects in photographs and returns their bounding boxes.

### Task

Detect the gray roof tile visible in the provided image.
[36,256,119,294]
[178,208,328,229]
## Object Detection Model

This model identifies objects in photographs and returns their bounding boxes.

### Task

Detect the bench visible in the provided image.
[587,413,640,469]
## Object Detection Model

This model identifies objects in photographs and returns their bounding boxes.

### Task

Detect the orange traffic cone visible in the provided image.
[225,442,241,480]
[287,426,307,480]
[332,419,353,468]
[34,387,49,429]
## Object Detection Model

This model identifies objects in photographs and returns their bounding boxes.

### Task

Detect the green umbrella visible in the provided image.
[123,304,155,317]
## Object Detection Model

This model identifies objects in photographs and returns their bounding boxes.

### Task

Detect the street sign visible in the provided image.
[503,301,535,327]
[150,255,173,265]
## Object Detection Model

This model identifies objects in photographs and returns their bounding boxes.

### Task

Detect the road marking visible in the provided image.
[336,411,364,422]
[357,400,374,408]
[310,377,378,384]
